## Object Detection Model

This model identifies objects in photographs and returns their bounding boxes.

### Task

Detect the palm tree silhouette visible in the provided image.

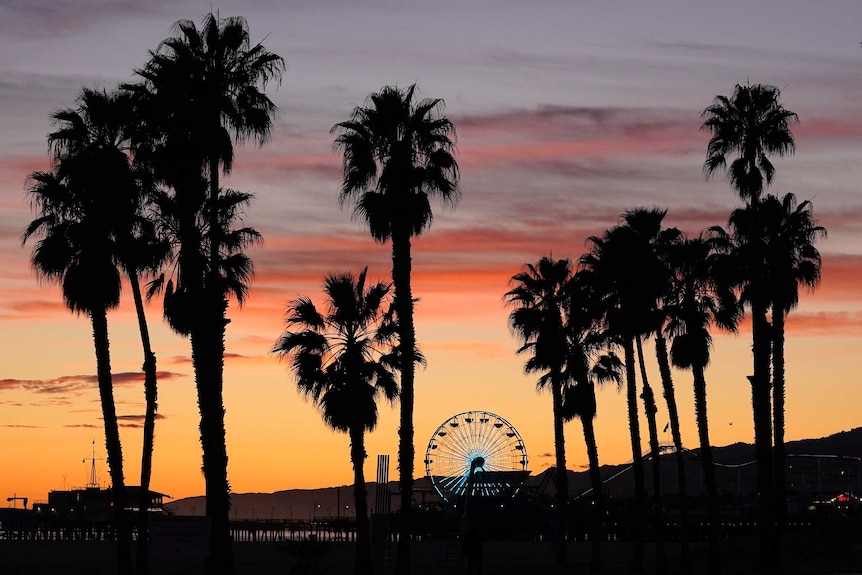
[581,209,676,572]
[48,86,169,574]
[275,268,399,575]
[506,256,575,567]
[759,194,825,522]
[702,83,798,571]
[332,83,459,574]
[147,178,260,568]
[621,208,682,575]
[664,233,740,574]
[702,83,798,203]
[127,14,283,573]
[562,273,622,573]
[579,228,647,570]
[711,201,779,570]
[23,96,138,574]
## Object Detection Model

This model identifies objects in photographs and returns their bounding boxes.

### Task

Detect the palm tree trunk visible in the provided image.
[197,153,235,575]
[772,307,787,565]
[580,408,603,573]
[637,336,666,575]
[692,363,721,575]
[350,425,374,575]
[90,307,132,575]
[391,231,416,575]
[623,337,645,571]
[550,377,568,566]
[750,302,774,574]
[655,335,691,574]
[128,269,158,575]
[192,291,235,575]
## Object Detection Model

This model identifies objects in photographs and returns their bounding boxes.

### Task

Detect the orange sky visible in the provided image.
[1,2,861,507]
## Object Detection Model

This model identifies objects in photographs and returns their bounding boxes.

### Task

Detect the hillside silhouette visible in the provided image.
[165,427,862,520]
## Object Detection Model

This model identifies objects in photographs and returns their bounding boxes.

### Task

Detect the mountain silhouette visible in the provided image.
[165,427,862,520]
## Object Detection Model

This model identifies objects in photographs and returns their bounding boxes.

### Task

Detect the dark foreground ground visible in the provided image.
[1,529,861,575]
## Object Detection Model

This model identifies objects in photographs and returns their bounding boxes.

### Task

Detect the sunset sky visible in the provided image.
[1,1,861,507]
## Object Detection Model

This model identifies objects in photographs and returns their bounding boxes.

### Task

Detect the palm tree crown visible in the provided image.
[131,13,284,175]
[506,257,573,383]
[333,84,459,241]
[274,268,399,432]
[701,83,798,202]
[664,234,740,370]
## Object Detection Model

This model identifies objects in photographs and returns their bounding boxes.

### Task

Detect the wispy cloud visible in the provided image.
[0,371,186,400]
[117,413,167,429]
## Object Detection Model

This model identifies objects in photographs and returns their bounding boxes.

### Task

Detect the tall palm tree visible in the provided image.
[652,330,691,575]
[579,227,647,571]
[506,256,574,567]
[703,83,798,572]
[274,269,399,575]
[128,14,283,573]
[48,86,168,574]
[702,83,798,203]
[146,178,261,575]
[627,213,698,575]
[332,83,459,574]
[24,137,134,575]
[710,203,777,571]
[560,271,622,574]
[581,208,677,572]
[664,234,740,575]
[758,194,825,521]
[562,270,624,573]
[620,209,682,575]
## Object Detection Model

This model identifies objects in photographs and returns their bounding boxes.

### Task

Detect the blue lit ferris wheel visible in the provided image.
[424,410,530,502]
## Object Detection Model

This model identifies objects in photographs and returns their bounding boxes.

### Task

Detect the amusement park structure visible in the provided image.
[425,410,531,502]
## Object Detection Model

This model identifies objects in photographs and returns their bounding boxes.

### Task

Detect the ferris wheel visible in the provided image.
[424,410,529,502]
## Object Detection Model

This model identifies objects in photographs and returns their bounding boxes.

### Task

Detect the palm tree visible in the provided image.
[48,86,168,574]
[506,256,574,567]
[24,138,134,575]
[758,194,825,521]
[710,203,776,571]
[146,178,261,575]
[702,83,798,203]
[274,269,399,575]
[128,14,284,572]
[664,234,740,574]
[332,83,459,574]
[560,271,622,574]
[581,208,677,572]
[630,214,698,575]
[703,84,798,571]
[579,227,647,571]
[562,270,624,573]
[652,330,691,575]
